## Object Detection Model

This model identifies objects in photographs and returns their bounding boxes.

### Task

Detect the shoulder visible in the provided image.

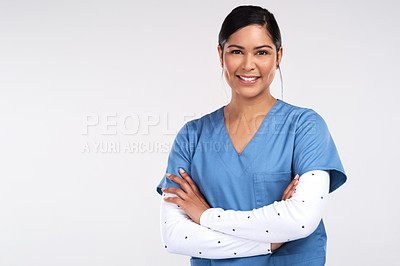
[174,106,222,147]
[278,100,329,134]
[279,100,320,117]
[181,106,222,134]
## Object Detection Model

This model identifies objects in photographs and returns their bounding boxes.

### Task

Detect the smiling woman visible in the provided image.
[156,5,347,266]
[218,25,281,98]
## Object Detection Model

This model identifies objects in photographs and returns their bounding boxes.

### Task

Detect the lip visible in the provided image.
[236,75,260,85]
[238,75,260,78]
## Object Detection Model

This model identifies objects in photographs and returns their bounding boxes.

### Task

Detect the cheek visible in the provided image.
[260,61,276,77]
[223,57,240,78]
[262,60,275,71]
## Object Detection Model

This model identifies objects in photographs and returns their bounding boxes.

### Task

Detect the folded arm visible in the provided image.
[199,170,330,243]
[160,193,272,259]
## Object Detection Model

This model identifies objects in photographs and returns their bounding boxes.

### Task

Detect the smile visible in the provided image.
[237,75,260,81]
[237,75,260,84]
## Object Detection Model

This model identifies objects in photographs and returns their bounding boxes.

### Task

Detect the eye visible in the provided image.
[230,50,242,54]
[257,50,269,55]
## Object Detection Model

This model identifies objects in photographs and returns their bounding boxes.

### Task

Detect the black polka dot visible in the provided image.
[185,236,188,239]
[218,215,220,218]
[321,196,324,199]
[302,225,305,228]
[233,228,235,231]
[248,216,250,218]
[268,249,270,252]
[218,241,221,244]
[164,221,167,224]
[266,230,269,233]
[177,205,180,208]
[165,245,167,248]
[312,173,314,175]
[302,200,305,202]
[234,252,237,255]
[277,213,280,216]
[199,251,202,254]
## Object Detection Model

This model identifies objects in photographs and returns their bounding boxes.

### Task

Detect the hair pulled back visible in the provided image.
[218,5,282,59]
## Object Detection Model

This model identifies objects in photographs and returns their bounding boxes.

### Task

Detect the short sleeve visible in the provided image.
[156,122,193,196]
[292,109,347,193]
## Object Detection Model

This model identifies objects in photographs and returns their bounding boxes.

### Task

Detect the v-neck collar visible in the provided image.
[218,99,281,157]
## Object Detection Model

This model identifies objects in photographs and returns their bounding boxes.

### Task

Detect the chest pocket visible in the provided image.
[253,171,292,208]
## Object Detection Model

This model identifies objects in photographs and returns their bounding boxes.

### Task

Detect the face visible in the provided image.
[218,24,283,100]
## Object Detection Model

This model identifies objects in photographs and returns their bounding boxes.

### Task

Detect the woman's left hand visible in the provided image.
[162,168,211,225]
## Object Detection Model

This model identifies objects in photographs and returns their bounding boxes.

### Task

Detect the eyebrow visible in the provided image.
[227,44,273,50]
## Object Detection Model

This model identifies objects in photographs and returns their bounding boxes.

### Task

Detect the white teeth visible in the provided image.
[239,76,259,81]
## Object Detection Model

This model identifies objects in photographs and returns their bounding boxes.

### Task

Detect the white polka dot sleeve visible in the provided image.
[160,193,272,259]
[199,170,330,243]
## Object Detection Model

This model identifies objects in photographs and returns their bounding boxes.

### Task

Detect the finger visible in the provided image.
[282,183,292,199]
[179,168,196,187]
[166,173,191,193]
[282,174,298,200]
[163,195,183,208]
[282,175,299,200]
[179,169,202,195]
[287,180,299,199]
[162,187,186,199]
[283,174,298,194]
[285,178,299,200]
[179,168,210,207]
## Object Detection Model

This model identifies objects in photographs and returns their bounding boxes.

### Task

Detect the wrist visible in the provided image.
[199,207,212,226]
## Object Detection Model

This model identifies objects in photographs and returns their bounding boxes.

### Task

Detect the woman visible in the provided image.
[156,5,347,266]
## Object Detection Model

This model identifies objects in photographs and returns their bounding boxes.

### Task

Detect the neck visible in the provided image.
[224,91,277,120]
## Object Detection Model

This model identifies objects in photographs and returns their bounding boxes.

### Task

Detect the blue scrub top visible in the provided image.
[156,99,347,266]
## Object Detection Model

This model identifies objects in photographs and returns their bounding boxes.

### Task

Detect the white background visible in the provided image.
[1,0,399,265]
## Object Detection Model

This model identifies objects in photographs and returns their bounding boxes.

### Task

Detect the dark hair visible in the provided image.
[218,5,282,59]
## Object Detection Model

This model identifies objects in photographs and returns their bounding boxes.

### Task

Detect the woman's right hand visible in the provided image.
[281,174,299,200]
[271,242,284,251]
[271,174,300,251]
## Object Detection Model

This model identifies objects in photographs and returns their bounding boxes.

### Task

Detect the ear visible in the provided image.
[217,45,223,66]
[276,46,283,69]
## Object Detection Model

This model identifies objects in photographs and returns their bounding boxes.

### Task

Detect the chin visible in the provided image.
[234,86,267,98]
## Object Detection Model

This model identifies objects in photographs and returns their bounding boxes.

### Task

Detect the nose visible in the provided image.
[242,53,256,71]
